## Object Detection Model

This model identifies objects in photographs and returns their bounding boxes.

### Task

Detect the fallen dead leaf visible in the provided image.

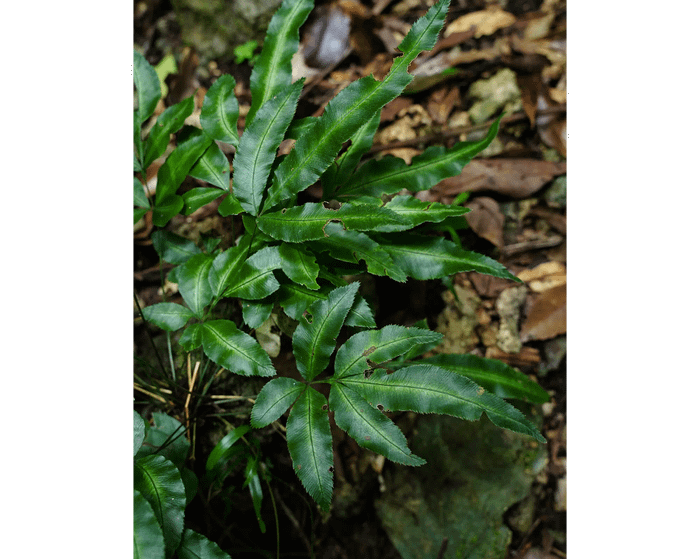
[436,159,567,198]
[427,85,460,124]
[380,96,412,122]
[517,261,566,292]
[465,196,505,248]
[445,6,516,38]
[468,272,516,298]
[517,74,541,128]
[166,47,199,106]
[485,345,540,368]
[521,283,566,342]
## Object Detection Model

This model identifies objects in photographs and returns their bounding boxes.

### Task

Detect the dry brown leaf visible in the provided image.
[517,74,541,128]
[467,272,515,298]
[436,159,567,198]
[521,284,566,342]
[166,47,199,106]
[517,261,566,292]
[485,345,540,368]
[427,86,460,124]
[465,196,504,247]
[445,6,516,38]
[380,96,411,122]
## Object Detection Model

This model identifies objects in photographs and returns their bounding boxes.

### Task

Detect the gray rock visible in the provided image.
[170,0,283,61]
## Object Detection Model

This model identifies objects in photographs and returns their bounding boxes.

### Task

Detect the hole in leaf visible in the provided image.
[329,466,334,473]
[322,404,328,411]
[364,370,373,379]
[322,218,345,237]
[323,200,342,210]
[377,404,384,411]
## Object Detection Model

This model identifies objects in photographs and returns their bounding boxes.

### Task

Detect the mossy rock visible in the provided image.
[170,0,283,61]
[376,409,546,559]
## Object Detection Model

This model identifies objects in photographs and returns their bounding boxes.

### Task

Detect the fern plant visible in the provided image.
[134,411,235,559]
[134,0,548,514]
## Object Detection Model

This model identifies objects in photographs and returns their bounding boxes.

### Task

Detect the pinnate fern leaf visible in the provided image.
[222,246,283,300]
[292,282,359,380]
[343,365,546,443]
[329,383,425,466]
[262,0,451,211]
[257,202,409,242]
[208,245,248,298]
[412,353,551,404]
[379,233,520,281]
[143,96,195,171]
[309,222,408,282]
[200,74,240,146]
[247,0,314,125]
[189,143,230,191]
[336,115,503,199]
[321,109,381,197]
[279,243,320,290]
[177,253,215,318]
[133,51,160,126]
[251,377,305,428]
[334,324,443,380]
[234,79,304,215]
[201,320,276,377]
[371,195,471,232]
[143,302,195,332]
[286,386,334,511]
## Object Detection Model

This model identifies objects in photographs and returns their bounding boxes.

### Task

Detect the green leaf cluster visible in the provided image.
[135,0,548,513]
[250,288,545,510]
[134,412,232,558]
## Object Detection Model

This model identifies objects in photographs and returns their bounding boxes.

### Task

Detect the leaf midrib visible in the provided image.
[346,372,515,421]
[335,384,414,460]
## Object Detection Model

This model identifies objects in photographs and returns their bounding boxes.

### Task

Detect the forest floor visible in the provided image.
[134,0,566,557]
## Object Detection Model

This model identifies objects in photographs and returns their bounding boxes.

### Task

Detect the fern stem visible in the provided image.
[263,472,280,559]
[133,291,169,378]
